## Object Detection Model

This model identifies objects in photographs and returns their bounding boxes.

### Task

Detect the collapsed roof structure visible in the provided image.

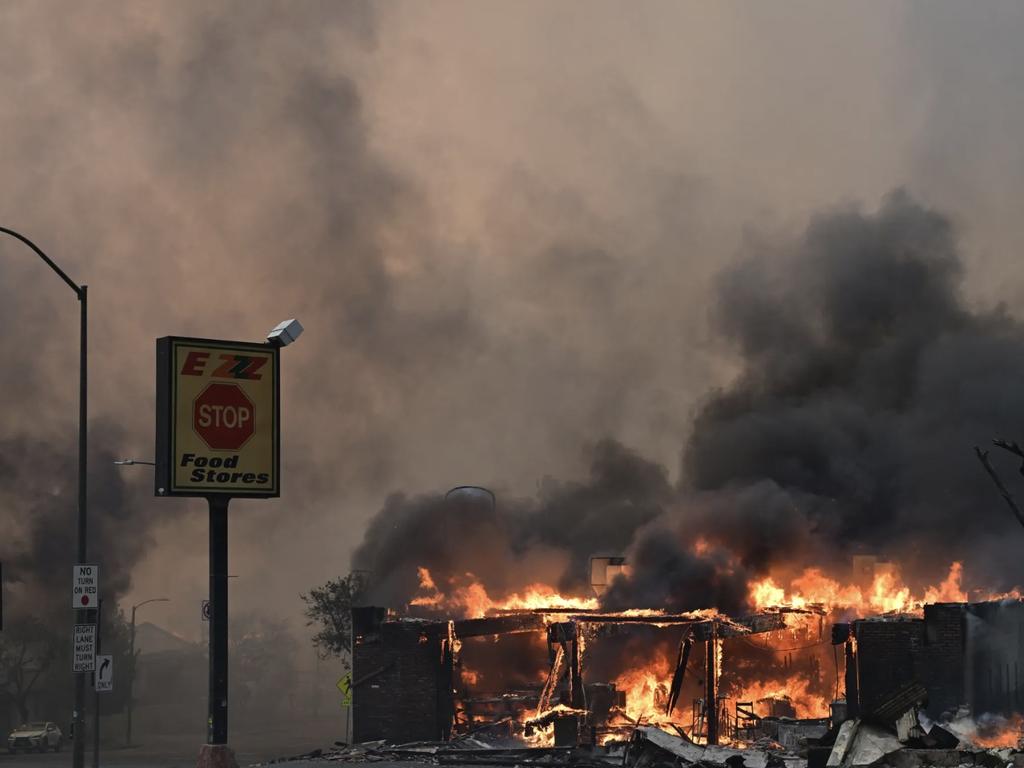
[351,605,795,746]
[348,597,1024,765]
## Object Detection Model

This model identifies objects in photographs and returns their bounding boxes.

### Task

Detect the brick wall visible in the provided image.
[921,603,965,717]
[352,615,454,744]
[853,618,924,715]
[853,602,1024,720]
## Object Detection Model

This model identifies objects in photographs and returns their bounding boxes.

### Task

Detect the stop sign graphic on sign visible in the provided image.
[194,383,256,450]
[156,337,279,497]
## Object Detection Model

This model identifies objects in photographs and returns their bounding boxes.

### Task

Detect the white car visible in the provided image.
[7,722,62,753]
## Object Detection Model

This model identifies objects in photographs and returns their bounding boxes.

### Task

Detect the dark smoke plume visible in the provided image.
[0,424,152,622]
[353,190,1024,613]
[352,439,670,607]
[678,190,1024,586]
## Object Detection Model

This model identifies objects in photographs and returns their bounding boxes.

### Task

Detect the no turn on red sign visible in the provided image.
[72,564,99,609]
[156,338,279,498]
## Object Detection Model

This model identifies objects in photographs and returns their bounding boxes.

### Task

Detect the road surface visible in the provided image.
[0,730,338,768]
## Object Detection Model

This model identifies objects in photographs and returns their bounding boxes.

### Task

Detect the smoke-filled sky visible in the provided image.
[3,2,1024,638]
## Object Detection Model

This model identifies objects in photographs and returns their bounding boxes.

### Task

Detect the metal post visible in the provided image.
[93,598,102,768]
[74,284,88,768]
[208,496,230,744]
[347,617,354,745]
[126,607,136,746]
[705,630,718,746]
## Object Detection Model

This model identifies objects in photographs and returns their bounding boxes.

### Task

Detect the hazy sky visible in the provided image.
[1,2,1023,640]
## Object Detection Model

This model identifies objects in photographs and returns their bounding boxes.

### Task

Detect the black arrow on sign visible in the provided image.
[99,657,110,680]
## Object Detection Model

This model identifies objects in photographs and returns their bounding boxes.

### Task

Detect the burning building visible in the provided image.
[346,556,1024,756]
[334,196,1024,760]
[350,603,798,746]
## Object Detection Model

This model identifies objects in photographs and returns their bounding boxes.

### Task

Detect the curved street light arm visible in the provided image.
[132,597,170,611]
[0,226,83,296]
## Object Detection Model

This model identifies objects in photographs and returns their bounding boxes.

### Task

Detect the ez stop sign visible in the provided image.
[156,337,279,497]
[194,383,255,450]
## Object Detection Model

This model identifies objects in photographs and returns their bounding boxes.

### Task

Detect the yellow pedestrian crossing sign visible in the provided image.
[337,673,352,706]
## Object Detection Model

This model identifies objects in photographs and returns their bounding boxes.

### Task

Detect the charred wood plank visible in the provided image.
[666,632,692,715]
[453,613,549,637]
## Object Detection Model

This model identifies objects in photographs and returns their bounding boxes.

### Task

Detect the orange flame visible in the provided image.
[969,713,1024,748]
[748,562,971,615]
[410,568,598,617]
[612,648,675,726]
[726,677,829,720]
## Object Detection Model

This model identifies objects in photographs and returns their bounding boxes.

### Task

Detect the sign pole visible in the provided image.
[93,598,102,768]
[208,495,230,745]
[154,328,298,767]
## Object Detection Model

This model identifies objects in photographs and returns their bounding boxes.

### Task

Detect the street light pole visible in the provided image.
[125,597,169,747]
[0,227,89,768]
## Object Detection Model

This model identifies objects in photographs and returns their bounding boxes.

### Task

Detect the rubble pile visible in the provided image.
[304,737,626,767]
[625,726,799,768]
[272,709,1024,768]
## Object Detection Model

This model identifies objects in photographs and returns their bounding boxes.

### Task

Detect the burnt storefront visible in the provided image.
[351,605,798,746]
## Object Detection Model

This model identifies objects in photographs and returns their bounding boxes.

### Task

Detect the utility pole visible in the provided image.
[0,227,89,768]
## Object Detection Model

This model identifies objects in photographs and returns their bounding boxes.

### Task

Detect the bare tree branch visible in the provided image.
[993,438,1024,476]
[993,439,1024,455]
[975,445,1024,530]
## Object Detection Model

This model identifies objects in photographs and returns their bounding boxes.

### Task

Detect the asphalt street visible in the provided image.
[0,730,339,768]
[0,756,443,768]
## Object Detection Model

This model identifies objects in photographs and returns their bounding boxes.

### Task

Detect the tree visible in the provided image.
[976,439,1024,531]
[0,618,59,724]
[301,572,367,667]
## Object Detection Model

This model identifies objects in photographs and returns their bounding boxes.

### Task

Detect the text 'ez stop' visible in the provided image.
[193,382,255,450]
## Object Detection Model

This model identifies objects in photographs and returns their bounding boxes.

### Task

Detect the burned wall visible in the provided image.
[352,609,454,744]
[922,603,967,717]
[853,617,925,716]
[851,600,1024,721]
[965,600,1024,715]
